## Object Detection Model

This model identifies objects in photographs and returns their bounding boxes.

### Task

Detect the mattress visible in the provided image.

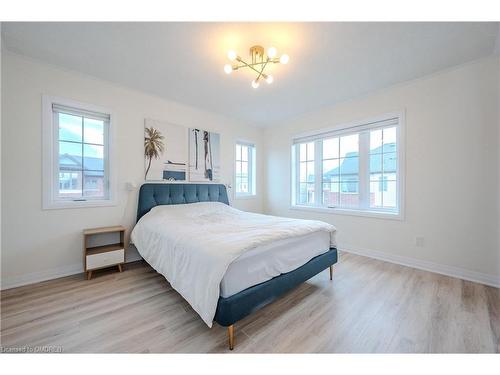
[220,231,331,298]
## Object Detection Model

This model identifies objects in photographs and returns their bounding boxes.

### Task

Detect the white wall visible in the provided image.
[0,24,3,288]
[497,27,500,274]
[264,57,500,286]
[496,51,500,268]
[1,52,265,289]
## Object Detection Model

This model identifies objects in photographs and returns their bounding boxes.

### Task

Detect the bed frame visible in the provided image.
[136,183,338,350]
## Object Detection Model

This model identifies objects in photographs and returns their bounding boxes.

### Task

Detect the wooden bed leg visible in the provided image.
[329,265,333,281]
[227,325,234,350]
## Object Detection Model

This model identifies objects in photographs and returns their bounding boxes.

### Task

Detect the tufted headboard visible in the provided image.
[136,183,230,222]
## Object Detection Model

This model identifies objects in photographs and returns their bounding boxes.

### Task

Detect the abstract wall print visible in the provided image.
[188,128,221,182]
[144,119,188,181]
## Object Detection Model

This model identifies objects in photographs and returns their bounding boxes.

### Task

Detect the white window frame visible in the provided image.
[290,111,405,220]
[234,141,256,199]
[42,95,117,209]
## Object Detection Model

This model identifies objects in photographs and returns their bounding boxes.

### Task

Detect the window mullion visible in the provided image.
[81,116,84,199]
[239,161,243,192]
[247,149,250,193]
[359,131,369,209]
[381,129,384,208]
[252,146,256,195]
[53,112,60,201]
[245,160,248,191]
[104,119,110,200]
[250,148,253,194]
[314,140,322,207]
[293,146,297,205]
[295,146,300,205]
[236,156,239,193]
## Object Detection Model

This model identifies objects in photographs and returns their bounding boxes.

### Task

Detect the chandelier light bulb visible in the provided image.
[251,80,260,89]
[279,54,290,64]
[267,47,277,59]
[224,64,233,74]
[266,75,274,84]
[227,50,237,61]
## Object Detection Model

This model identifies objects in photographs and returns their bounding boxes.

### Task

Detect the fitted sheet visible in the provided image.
[220,231,331,297]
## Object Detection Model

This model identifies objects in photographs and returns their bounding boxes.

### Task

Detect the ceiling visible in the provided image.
[2,22,499,127]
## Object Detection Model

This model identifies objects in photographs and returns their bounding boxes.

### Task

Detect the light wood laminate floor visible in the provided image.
[1,252,498,353]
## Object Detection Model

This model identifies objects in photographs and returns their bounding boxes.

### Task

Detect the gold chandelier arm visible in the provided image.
[235,58,279,68]
[235,58,268,78]
[255,58,270,82]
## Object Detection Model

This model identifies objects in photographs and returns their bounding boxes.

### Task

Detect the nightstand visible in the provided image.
[83,226,126,280]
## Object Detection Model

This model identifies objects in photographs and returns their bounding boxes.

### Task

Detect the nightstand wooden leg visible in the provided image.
[227,325,234,350]
[87,271,92,280]
[118,264,123,272]
[329,265,333,281]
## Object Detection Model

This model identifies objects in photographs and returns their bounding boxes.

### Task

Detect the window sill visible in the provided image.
[289,204,403,220]
[43,199,117,210]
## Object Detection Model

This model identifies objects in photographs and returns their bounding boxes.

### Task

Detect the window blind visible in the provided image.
[292,117,398,144]
[52,103,110,122]
[237,140,255,148]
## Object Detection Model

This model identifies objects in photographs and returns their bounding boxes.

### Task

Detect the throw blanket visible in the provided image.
[131,202,336,327]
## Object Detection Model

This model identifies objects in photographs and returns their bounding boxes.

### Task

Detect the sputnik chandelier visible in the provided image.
[223,45,289,88]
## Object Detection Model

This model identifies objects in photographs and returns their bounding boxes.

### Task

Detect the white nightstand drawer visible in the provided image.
[86,249,124,270]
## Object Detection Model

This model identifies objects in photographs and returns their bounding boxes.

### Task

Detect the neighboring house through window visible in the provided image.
[42,95,115,209]
[235,142,256,197]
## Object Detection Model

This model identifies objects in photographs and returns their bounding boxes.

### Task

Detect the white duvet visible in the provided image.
[131,202,336,327]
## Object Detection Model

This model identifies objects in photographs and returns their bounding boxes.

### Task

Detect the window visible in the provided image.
[292,114,403,217]
[235,142,256,197]
[42,96,115,209]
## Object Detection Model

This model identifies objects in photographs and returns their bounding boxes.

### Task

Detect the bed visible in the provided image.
[132,183,338,350]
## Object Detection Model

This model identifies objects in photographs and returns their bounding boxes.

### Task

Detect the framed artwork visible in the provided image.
[188,128,221,182]
[144,119,188,181]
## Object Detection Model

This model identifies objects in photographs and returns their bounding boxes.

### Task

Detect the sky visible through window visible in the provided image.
[58,113,104,158]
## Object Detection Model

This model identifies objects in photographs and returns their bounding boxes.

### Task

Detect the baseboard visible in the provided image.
[1,262,83,290]
[3,246,498,290]
[1,251,143,291]
[340,245,500,288]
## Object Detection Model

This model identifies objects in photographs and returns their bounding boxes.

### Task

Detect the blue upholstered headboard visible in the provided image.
[136,183,229,222]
